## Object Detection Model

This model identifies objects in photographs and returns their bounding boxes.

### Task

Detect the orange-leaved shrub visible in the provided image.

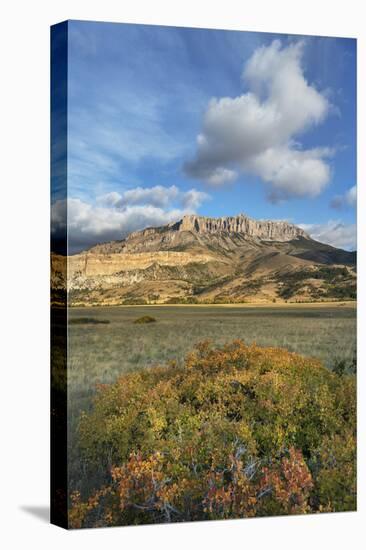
[69,340,356,528]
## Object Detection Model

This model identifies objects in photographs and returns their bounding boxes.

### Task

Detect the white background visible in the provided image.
[1,0,365,548]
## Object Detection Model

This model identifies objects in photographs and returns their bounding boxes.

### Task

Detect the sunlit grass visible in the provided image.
[67,304,356,419]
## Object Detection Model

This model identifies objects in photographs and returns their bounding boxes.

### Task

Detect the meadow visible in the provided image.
[68,307,353,442]
[68,303,356,409]
[66,303,356,524]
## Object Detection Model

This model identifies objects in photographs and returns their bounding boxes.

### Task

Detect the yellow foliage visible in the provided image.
[70,340,356,527]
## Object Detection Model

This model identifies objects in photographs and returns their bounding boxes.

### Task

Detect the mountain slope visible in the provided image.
[52,214,356,306]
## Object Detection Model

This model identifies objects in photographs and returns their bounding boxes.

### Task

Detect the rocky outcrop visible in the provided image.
[124,214,308,245]
[87,214,309,256]
[174,214,308,241]
[68,251,217,279]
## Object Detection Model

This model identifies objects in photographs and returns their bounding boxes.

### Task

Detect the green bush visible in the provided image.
[133,315,157,324]
[68,317,110,325]
[70,340,356,528]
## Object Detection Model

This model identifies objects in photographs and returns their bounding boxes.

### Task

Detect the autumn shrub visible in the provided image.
[69,340,356,528]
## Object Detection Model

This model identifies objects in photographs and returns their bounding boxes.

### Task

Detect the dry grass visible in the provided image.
[67,304,356,417]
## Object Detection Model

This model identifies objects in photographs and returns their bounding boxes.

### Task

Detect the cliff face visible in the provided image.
[175,214,308,241]
[126,214,308,244]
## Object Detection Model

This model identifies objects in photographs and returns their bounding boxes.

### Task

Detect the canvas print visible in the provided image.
[51,20,357,529]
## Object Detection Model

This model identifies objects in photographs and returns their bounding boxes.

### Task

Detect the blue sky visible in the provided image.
[51,20,356,252]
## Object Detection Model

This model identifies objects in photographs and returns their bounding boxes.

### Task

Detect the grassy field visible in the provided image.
[67,302,356,500]
[68,303,356,415]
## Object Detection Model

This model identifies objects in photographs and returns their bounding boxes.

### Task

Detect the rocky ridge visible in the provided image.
[127,214,308,242]
[51,213,356,306]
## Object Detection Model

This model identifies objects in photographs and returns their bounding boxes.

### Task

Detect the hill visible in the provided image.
[51,213,356,306]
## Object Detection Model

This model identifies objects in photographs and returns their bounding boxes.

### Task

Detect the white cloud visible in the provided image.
[52,198,188,253]
[97,185,210,210]
[179,188,211,210]
[346,185,357,206]
[95,191,122,207]
[299,220,356,250]
[248,146,333,203]
[185,40,332,201]
[195,167,238,187]
[331,185,357,209]
[52,185,210,253]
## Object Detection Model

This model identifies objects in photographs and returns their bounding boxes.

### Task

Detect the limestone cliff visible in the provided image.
[125,214,308,244]
[175,214,308,241]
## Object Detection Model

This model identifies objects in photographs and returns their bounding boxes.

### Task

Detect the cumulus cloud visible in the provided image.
[330,185,357,209]
[118,186,179,208]
[180,188,211,210]
[97,185,209,210]
[299,220,356,250]
[185,40,332,201]
[347,185,357,206]
[52,185,210,253]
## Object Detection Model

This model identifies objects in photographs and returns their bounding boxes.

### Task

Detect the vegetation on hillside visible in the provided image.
[69,340,356,528]
[277,267,356,301]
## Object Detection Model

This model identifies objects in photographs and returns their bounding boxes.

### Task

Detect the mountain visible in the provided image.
[52,214,356,306]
